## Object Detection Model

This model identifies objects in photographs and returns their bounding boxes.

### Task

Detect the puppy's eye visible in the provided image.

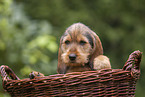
[80,40,87,45]
[64,40,70,45]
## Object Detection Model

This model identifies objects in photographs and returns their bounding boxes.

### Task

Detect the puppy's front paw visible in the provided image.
[94,55,111,70]
[29,71,45,79]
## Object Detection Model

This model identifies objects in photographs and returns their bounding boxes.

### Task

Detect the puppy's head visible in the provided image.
[57,23,103,73]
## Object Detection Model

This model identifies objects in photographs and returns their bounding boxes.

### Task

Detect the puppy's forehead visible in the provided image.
[62,31,87,42]
[67,23,90,34]
[64,23,91,38]
[64,31,87,42]
[61,23,95,49]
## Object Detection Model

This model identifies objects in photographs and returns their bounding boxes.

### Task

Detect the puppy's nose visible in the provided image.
[69,53,77,61]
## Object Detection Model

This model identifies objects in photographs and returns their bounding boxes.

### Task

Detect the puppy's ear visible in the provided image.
[57,38,67,74]
[89,32,103,68]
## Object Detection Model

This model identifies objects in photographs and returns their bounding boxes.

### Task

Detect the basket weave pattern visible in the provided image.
[0,50,142,97]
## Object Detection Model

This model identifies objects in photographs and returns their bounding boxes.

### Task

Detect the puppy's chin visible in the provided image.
[66,63,82,66]
[61,52,89,66]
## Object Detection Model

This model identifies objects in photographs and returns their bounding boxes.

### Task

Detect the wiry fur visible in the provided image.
[57,23,111,74]
[93,55,111,70]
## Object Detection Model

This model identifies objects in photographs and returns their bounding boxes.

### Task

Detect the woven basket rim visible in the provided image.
[0,50,142,96]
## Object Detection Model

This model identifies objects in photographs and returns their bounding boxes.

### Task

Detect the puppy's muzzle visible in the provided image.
[69,53,77,61]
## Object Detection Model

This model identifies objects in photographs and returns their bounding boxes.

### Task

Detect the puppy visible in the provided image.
[57,23,111,74]
[29,71,45,79]
[93,55,111,70]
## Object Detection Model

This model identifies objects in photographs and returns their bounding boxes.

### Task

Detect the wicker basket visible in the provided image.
[0,50,142,97]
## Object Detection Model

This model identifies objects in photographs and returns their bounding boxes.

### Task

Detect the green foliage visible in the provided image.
[0,0,58,95]
[1,0,145,96]
[0,1,58,73]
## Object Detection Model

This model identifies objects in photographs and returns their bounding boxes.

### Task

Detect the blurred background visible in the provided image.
[0,0,145,96]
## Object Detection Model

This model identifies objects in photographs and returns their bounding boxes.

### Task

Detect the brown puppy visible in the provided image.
[57,23,111,74]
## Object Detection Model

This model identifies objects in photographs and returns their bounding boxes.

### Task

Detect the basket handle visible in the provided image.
[123,50,142,79]
[0,65,20,82]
